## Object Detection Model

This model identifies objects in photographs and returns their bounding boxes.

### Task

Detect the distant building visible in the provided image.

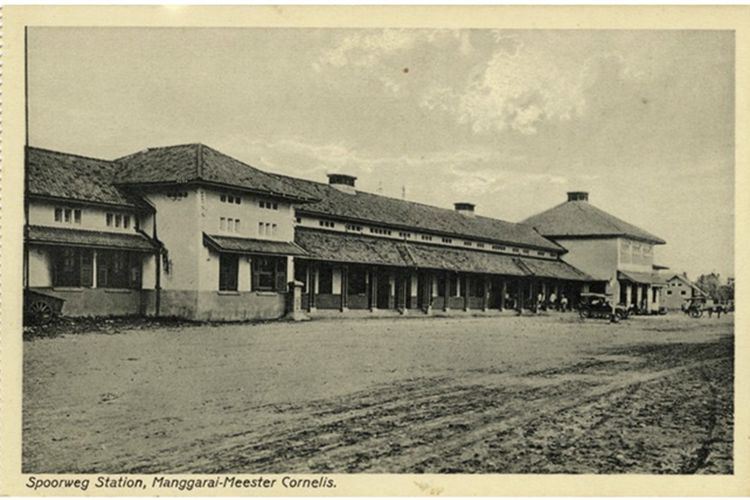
[523,191,667,312]
[663,274,708,310]
[24,145,593,320]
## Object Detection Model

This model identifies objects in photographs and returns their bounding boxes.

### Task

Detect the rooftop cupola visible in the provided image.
[567,191,589,202]
[327,173,357,194]
[454,202,476,217]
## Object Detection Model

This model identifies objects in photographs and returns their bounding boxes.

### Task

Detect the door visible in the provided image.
[376,270,392,309]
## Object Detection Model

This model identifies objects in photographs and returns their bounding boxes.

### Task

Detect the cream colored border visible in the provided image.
[1,5,748,497]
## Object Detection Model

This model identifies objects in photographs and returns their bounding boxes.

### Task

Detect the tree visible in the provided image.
[695,273,722,300]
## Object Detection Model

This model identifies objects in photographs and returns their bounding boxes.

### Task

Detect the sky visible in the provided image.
[28,28,735,280]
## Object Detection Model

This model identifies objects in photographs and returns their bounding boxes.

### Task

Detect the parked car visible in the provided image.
[578,293,629,320]
[24,290,64,325]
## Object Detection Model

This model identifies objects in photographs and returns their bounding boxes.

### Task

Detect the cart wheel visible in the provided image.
[28,300,54,324]
[689,309,703,319]
[578,309,587,319]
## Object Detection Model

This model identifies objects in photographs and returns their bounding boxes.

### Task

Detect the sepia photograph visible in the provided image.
[1,6,745,495]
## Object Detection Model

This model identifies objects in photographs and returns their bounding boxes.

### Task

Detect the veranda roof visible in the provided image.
[27,225,158,252]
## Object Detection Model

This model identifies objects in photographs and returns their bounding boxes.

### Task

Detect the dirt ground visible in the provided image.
[23,313,733,474]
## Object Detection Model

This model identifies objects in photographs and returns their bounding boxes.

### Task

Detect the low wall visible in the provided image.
[196,291,286,321]
[348,294,369,309]
[29,287,144,317]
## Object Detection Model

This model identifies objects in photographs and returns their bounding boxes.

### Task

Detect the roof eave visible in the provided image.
[27,193,151,212]
[115,179,320,204]
[295,209,562,254]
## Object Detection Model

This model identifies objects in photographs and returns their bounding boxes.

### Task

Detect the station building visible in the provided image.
[523,191,667,313]
[24,144,593,321]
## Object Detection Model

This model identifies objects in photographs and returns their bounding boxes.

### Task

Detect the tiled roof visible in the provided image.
[522,200,665,244]
[27,225,158,252]
[203,233,307,256]
[667,273,708,295]
[518,256,593,282]
[275,175,562,252]
[115,144,316,202]
[295,228,591,280]
[27,147,143,208]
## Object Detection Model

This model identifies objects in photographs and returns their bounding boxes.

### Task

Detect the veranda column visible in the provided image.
[481,275,489,312]
[500,279,507,311]
[340,264,349,312]
[422,271,432,314]
[443,270,450,311]
[308,263,317,312]
[369,268,378,311]
[463,275,470,311]
[517,279,524,312]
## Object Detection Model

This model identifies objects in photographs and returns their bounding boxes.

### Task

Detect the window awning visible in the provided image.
[295,228,592,280]
[203,233,308,256]
[27,225,158,252]
[618,270,667,286]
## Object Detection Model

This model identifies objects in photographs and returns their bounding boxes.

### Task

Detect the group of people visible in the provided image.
[533,291,569,313]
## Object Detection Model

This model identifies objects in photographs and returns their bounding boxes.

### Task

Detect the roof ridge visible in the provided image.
[28,146,113,164]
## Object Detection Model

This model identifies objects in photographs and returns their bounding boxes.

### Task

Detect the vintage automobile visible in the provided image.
[578,292,629,320]
[24,290,65,325]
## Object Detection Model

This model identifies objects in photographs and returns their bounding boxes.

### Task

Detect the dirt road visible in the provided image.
[23,313,733,473]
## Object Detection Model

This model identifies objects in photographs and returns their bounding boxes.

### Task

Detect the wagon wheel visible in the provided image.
[28,300,54,324]
[689,308,703,319]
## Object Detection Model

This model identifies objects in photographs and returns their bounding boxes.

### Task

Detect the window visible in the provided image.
[252,256,285,291]
[436,273,446,297]
[227,219,234,232]
[235,219,241,232]
[63,209,72,223]
[54,208,63,222]
[52,248,93,287]
[421,235,433,241]
[97,250,141,289]
[258,222,264,235]
[295,217,302,224]
[319,220,335,228]
[348,266,367,295]
[115,214,122,228]
[442,237,453,244]
[74,209,82,224]
[55,207,83,225]
[318,264,334,294]
[512,248,520,253]
[259,200,277,210]
[370,227,392,235]
[219,253,239,291]
[464,241,472,247]
[477,243,485,248]
[220,217,227,230]
[522,249,530,254]
[123,215,130,229]
[493,245,506,251]
[667,290,673,295]
[399,232,412,239]
[681,290,687,296]
[537,251,546,256]
[449,274,459,297]
[346,224,363,232]
[221,193,242,204]
[106,213,113,227]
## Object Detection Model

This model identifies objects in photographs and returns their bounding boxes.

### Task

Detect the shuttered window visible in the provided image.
[52,247,94,287]
[97,250,141,289]
[251,256,286,292]
[219,254,239,291]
